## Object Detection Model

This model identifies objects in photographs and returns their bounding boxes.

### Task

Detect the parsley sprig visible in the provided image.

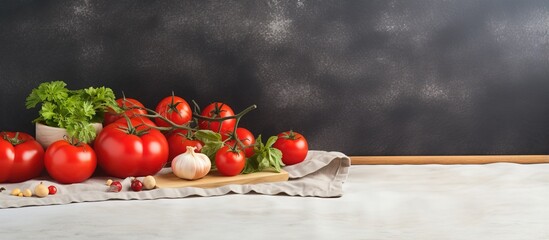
[26,81,118,143]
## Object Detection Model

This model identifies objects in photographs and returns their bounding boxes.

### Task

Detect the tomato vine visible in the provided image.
[117,97,285,174]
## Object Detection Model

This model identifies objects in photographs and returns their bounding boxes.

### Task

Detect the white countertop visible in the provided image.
[2,164,549,239]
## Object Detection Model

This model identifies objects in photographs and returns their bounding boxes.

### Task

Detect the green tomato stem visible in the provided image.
[1,132,25,146]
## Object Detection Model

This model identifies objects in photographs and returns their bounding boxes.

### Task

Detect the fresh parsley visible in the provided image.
[25,81,118,143]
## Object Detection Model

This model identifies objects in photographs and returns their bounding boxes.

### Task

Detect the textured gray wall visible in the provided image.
[1,0,549,155]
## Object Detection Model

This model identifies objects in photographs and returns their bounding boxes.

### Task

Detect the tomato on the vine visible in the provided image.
[215,146,245,176]
[44,139,97,184]
[104,98,148,126]
[223,128,256,158]
[198,102,236,133]
[0,132,44,183]
[155,94,192,127]
[167,129,203,161]
[95,117,169,178]
[272,131,309,165]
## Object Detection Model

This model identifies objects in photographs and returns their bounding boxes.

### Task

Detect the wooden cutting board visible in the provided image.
[154,170,289,189]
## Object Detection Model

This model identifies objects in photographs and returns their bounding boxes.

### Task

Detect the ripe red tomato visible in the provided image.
[215,146,245,176]
[167,129,203,161]
[165,128,188,138]
[223,128,256,158]
[272,131,309,165]
[95,118,169,178]
[44,139,97,184]
[104,98,148,126]
[0,132,44,183]
[0,140,13,183]
[198,102,236,133]
[155,95,192,127]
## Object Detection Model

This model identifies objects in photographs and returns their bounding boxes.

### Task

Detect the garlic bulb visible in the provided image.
[172,146,211,180]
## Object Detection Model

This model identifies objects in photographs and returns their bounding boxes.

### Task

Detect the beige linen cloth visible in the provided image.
[0,151,350,208]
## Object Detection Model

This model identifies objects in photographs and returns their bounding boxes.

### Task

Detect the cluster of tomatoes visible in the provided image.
[0,94,309,184]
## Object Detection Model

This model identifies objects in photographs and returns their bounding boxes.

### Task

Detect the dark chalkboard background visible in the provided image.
[1,0,549,156]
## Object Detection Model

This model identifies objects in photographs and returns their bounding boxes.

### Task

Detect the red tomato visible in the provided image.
[44,140,97,184]
[272,131,309,165]
[198,102,236,133]
[167,129,203,161]
[164,128,188,138]
[95,118,169,178]
[0,139,14,182]
[215,146,245,176]
[104,98,148,126]
[0,132,44,183]
[155,95,192,127]
[223,128,256,158]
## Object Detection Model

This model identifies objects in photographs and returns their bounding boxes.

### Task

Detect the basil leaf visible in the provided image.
[195,130,222,143]
[265,136,278,148]
[201,141,223,161]
[194,129,223,166]
[243,135,284,174]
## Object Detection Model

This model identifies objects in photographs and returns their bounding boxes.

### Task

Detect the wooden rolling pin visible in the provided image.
[350,155,549,165]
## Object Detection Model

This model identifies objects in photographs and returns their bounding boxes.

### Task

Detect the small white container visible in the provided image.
[35,122,103,148]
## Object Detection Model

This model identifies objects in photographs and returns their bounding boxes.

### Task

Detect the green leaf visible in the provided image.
[25,91,42,109]
[26,81,68,108]
[80,101,96,119]
[201,141,223,161]
[258,155,270,169]
[253,134,264,151]
[265,136,278,148]
[80,86,118,113]
[195,130,222,143]
[194,129,223,166]
[243,135,284,174]
[40,102,57,121]
[65,121,96,144]
[269,148,283,172]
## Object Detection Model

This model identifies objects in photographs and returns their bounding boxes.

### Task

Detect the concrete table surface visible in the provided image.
[1,164,549,239]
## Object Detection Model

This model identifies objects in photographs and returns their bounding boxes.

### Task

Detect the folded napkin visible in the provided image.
[0,151,350,208]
